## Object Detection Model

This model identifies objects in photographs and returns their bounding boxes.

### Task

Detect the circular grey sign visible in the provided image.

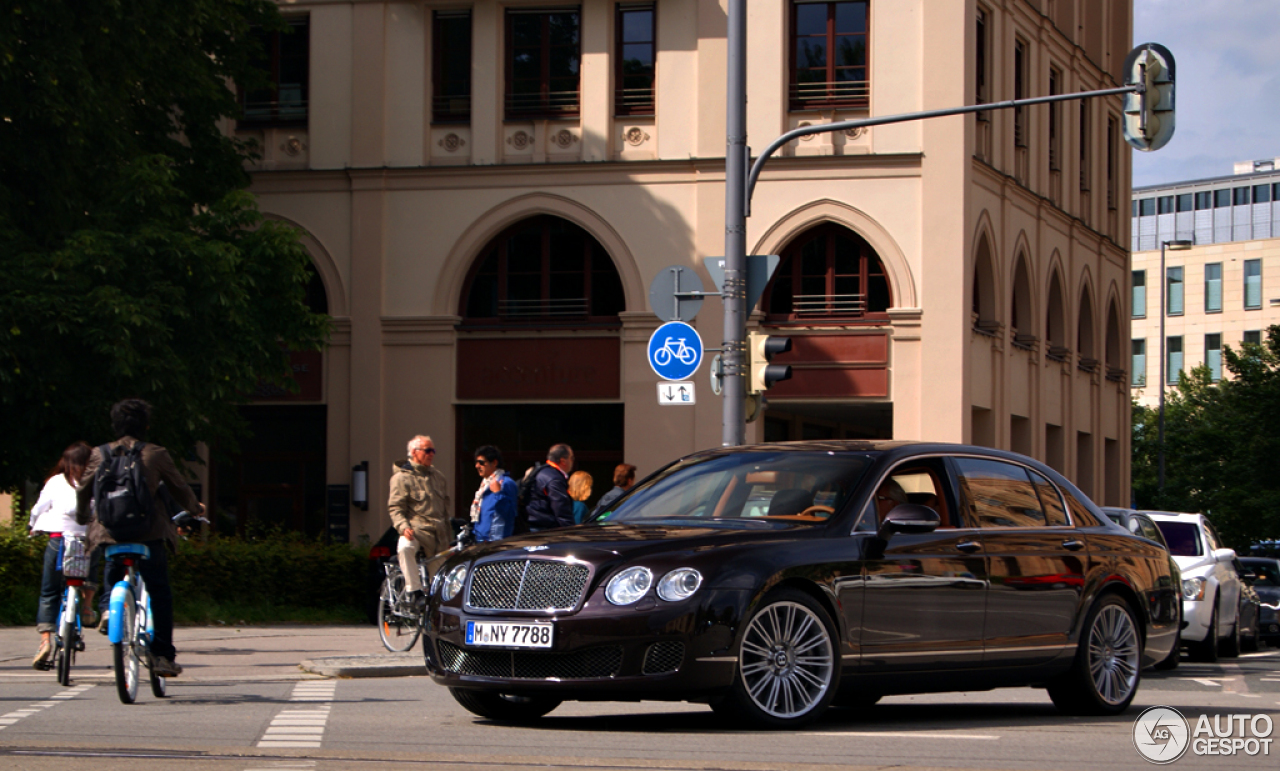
[648,265,705,322]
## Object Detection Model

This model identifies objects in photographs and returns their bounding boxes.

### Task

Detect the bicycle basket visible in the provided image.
[61,537,90,579]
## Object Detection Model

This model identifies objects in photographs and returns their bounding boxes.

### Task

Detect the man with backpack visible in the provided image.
[76,398,202,677]
[523,444,575,531]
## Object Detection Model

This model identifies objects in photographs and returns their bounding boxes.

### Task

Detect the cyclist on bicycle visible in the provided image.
[29,441,95,668]
[388,435,452,608]
[75,399,201,678]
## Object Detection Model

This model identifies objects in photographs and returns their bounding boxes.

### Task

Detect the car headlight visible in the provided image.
[657,568,703,602]
[441,564,468,602]
[606,566,653,605]
[1182,577,1206,601]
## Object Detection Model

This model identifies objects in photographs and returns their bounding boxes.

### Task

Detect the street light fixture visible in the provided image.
[1157,238,1193,497]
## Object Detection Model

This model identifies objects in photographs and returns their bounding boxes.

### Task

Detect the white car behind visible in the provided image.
[1147,511,1243,661]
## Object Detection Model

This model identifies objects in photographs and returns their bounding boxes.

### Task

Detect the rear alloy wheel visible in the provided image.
[715,589,839,729]
[449,689,561,723]
[1048,594,1142,715]
[1187,602,1220,663]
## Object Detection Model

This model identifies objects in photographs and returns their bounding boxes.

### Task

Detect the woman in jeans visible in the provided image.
[28,441,95,668]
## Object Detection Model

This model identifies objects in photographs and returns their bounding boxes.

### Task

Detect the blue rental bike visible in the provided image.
[105,543,167,703]
[49,537,90,686]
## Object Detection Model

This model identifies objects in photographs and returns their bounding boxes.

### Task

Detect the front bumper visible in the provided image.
[424,589,747,701]
[1180,597,1214,644]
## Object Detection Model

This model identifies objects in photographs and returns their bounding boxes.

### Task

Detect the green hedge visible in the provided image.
[0,522,366,625]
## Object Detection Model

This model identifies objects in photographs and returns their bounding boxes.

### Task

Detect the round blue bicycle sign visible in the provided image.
[648,321,704,381]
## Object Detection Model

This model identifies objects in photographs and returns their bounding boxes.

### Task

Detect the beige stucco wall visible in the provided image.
[245,0,1135,539]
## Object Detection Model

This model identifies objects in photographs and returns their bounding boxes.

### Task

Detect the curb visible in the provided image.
[299,654,426,679]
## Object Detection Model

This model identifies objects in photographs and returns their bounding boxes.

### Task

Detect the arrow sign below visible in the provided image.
[657,381,696,405]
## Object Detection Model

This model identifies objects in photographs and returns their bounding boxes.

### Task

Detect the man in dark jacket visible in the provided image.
[525,444,575,531]
[75,399,202,677]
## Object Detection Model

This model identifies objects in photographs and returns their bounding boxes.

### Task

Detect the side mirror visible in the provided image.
[1213,547,1238,564]
[877,504,941,539]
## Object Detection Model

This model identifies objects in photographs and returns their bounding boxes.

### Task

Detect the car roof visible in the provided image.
[1139,511,1204,522]
[1240,556,1280,564]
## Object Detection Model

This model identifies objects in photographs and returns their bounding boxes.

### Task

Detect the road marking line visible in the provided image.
[257,682,335,749]
[0,684,93,732]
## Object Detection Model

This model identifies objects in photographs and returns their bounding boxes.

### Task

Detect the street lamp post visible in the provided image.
[1157,238,1192,497]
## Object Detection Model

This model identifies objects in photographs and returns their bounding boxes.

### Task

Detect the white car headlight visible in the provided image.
[1182,577,1206,600]
[605,566,653,605]
[441,564,468,602]
[657,568,703,602]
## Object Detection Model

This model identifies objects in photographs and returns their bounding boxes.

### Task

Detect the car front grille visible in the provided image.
[436,640,623,679]
[467,559,590,611]
[642,641,684,675]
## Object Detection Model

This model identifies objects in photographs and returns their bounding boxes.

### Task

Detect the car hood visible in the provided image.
[463,522,817,561]
[1252,585,1280,603]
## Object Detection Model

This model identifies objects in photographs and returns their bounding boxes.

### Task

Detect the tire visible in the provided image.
[149,659,168,698]
[1219,617,1242,659]
[1242,626,1259,653]
[377,573,420,653]
[449,688,561,723]
[57,590,76,687]
[1047,594,1142,716]
[113,587,139,705]
[714,589,839,729]
[1187,602,1220,663]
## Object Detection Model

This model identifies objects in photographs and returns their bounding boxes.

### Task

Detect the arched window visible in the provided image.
[762,223,891,322]
[304,262,329,315]
[460,215,624,326]
[1077,286,1096,367]
[1046,271,1068,361]
[972,234,998,333]
[1011,255,1033,344]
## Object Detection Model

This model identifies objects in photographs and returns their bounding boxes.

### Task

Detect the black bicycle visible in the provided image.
[377,522,474,652]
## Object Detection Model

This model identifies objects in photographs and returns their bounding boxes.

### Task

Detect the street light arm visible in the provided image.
[745,85,1137,216]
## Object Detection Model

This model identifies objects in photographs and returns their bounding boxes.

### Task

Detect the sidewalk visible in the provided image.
[0,623,422,681]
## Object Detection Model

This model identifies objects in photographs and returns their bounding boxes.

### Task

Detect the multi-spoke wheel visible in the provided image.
[714,589,839,728]
[450,689,561,723]
[112,588,140,704]
[377,571,421,652]
[1048,594,1142,715]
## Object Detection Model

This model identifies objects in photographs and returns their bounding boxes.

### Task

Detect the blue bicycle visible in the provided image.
[49,537,90,686]
[106,543,167,703]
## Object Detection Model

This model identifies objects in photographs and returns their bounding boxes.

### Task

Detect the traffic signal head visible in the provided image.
[1123,43,1176,152]
[748,332,793,394]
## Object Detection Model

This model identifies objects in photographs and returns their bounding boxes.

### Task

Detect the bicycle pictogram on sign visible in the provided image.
[648,321,703,381]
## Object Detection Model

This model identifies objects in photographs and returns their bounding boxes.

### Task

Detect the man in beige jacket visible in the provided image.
[388,435,452,604]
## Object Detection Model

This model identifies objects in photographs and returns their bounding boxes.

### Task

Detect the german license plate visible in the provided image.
[465,620,553,649]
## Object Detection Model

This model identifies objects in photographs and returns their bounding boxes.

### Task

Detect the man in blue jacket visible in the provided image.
[470,445,517,541]
[525,444,575,531]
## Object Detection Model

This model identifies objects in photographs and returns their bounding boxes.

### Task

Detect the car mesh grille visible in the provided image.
[437,641,622,679]
[467,560,590,611]
[642,642,685,674]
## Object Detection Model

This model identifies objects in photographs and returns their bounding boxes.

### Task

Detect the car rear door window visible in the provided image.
[1027,469,1069,526]
[954,457,1045,528]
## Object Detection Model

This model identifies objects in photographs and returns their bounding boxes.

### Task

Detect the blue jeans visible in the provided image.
[36,537,63,633]
[104,541,175,661]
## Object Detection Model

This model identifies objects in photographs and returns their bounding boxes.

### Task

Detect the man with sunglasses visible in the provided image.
[389,435,452,606]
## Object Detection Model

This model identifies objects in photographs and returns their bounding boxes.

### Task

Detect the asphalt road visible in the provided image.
[1,625,1277,771]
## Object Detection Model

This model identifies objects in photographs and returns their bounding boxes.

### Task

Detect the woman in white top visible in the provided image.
[28,441,93,668]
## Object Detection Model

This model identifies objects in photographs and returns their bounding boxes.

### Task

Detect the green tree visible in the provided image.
[1132,328,1280,549]
[0,1,328,490]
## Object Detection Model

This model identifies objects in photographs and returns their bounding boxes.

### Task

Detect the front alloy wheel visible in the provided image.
[1048,594,1141,715]
[716,589,839,728]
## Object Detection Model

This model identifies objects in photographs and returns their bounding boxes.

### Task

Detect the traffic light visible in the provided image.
[1123,43,1176,152]
[748,332,792,394]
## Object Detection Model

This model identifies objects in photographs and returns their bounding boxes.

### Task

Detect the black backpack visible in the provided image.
[513,462,547,535]
[93,443,154,542]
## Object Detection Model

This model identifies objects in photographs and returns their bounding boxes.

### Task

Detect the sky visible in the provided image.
[1132,0,1280,187]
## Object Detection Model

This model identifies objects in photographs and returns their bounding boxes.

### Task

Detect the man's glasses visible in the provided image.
[415,447,436,454]
[474,459,491,466]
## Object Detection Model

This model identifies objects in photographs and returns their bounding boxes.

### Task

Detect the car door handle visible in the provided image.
[956,540,982,553]
[1061,539,1085,551]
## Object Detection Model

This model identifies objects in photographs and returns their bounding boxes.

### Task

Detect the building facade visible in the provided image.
[226,0,1135,542]
[1130,162,1280,408]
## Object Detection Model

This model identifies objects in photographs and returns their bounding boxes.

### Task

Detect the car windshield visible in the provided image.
[1244,560,1280,587]
[592,451,871,528]
[1153,521,1203,557]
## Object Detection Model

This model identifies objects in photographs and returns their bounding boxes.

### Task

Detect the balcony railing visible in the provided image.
[432,95,471,123]
[498,297,589,318]
[240,98,308,125]
[614,87,654,115]
[506,90,580,118]
[788,80,869,110]
[792,293,866,316]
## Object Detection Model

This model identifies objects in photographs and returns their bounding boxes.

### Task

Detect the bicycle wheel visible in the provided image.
[56,589,77,687]
[145,591,167,698]
[377,572,420,652]
[112,585,140,704]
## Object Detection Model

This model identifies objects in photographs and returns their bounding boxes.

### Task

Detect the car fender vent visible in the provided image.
[642,641,685,675]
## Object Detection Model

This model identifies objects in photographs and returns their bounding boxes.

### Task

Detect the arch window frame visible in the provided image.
[458,215,624,330]
[761,223,892,324]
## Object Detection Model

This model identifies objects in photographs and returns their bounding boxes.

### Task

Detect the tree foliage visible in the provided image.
[0,1,329,490]
[1132,327,1280,550]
